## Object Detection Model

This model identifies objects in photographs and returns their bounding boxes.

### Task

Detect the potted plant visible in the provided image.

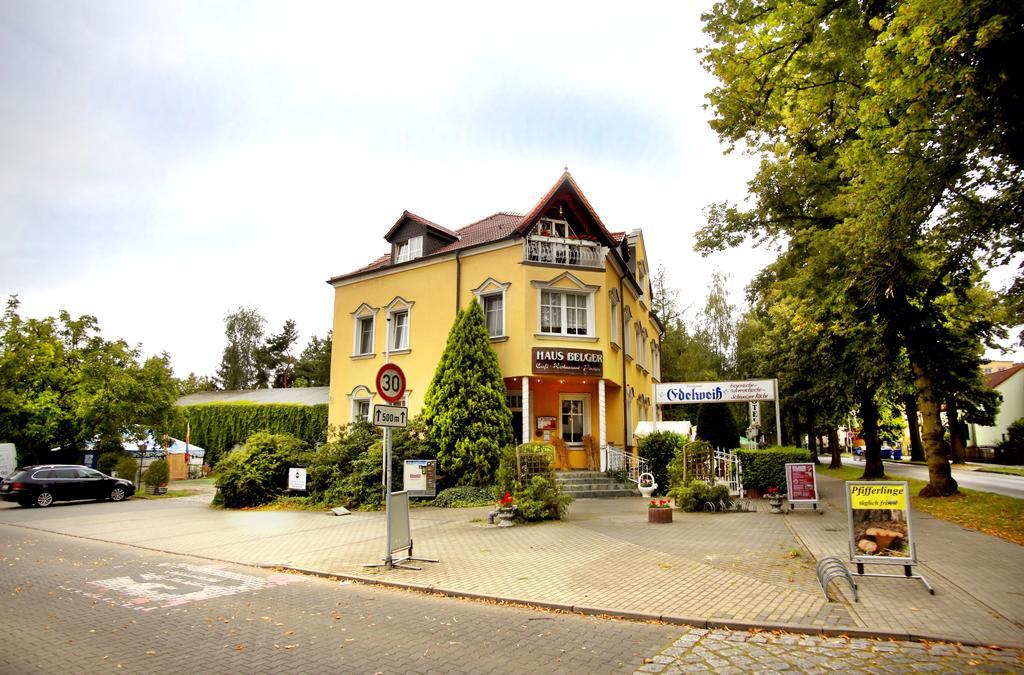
[143,458,169,495]
[638,472,657,498]
[765,486,784,513]
[495,492,516,527]
[648,499,672,523]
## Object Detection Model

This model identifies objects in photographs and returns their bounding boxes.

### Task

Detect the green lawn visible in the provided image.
[974,465,1024,477]
[817,465,1024,546]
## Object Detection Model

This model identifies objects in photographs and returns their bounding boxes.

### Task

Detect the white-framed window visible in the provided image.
[637,262,648,305]
[350,304,378,357]
[471,278,510,339]
[384,296,414,353]
[483,294,504,337]
[635,324,644,367]
[609,290,620,346]
[558,393,591,446]
[623,306,633,357]
[540,290,589,335]
[393,235,424,263]
[536,218,573,239]
[651,341,660,379]
[533,273,598,338]
[349,385,374,423]
[391,310,408,350]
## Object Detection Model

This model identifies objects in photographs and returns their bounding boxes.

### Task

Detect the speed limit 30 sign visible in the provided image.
[375,363,406,403]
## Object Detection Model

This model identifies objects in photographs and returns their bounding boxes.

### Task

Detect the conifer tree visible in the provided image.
[422,301,513,486]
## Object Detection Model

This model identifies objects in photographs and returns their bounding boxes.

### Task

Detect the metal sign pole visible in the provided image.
[383,427,392,568]
[774,378,783,447]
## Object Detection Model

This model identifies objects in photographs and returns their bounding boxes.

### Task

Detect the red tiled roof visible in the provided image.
[986,363,1024,389]
[330,212,523,283]
[610,231,626,243]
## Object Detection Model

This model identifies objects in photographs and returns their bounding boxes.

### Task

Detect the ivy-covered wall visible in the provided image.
[174,402,328,465]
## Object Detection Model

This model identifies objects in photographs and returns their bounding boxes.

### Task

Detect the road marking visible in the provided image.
[61,563,304,611]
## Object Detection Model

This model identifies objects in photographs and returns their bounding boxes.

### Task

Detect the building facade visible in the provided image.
[326,173,662,470]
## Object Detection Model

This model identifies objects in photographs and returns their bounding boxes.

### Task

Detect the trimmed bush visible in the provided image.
[115,455,138,483]
[668,479,732,512]
[496,444,573,522]
[97,451,125,476]
[213,431,312,508]
[143,458,169,487]
[638,432,685,496]
[734,446,811,492]
[174,403,328,466]
[432,486,494,508]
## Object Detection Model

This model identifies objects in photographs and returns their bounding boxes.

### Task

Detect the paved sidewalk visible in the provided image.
[1,474,1021,650]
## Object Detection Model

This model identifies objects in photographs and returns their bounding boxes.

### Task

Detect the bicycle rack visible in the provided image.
[816,556,858,602]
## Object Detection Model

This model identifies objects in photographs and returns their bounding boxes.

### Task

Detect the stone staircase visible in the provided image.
[554,470,640,499]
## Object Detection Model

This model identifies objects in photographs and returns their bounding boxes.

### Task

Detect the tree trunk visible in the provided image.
[946,396,966,464]
[809,407,820,465]
[904,394,924,462]
[859,391,885,479]
[913,361,958,496]
[828,427,843,469]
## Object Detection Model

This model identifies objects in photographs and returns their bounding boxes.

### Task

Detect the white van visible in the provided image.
[0,444,16,478]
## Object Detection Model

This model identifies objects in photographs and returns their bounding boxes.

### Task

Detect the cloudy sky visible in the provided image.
[1,1,1017,378]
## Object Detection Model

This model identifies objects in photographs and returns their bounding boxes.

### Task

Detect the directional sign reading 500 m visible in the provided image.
[375,363,406,403]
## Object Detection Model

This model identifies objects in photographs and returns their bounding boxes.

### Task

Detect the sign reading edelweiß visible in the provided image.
[655,379,776,404]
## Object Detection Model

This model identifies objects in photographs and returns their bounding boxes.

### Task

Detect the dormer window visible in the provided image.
[394,236,423,263]
[536,218,573,239]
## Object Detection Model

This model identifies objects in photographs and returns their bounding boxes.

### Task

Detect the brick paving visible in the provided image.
[1,470,1022,660]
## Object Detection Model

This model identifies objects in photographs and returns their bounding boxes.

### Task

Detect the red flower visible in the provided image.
[500,492,514,506]
[659,499,668,506]
[649,499,657,507]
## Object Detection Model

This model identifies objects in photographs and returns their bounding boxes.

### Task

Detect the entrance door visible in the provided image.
[559,395,590,446]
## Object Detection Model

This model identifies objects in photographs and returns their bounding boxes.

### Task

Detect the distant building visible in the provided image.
[969,364,1024,449]
[325,173,663,470]
[981,360,1015,376]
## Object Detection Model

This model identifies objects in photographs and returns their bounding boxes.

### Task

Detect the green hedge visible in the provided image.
[174,402,328,465]
[734,446,812,492]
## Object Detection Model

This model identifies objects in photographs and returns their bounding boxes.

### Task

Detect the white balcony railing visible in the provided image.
[525,236,605,268]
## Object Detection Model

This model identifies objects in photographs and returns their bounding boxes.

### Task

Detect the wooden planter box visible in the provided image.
[648,508,673,524]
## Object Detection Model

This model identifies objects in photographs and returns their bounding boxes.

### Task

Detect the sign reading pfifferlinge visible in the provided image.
[656,379,776,404]
[532,347,603,377]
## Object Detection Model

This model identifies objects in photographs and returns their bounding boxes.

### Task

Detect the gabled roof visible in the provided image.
[515,171,619,249]
[327,172,635,285]
[986,363,1024,389]
[384,210,461,242]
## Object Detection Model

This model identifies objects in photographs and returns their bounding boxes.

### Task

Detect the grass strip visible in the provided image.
[817,465,1024,546]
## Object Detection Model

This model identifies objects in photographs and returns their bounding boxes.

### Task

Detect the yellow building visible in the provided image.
[326,173,662,471]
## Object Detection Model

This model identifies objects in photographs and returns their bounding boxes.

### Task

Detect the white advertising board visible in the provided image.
[655,379,776,404]
[288,467,307,491]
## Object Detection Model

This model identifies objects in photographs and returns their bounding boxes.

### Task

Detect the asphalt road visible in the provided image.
[840,458,1024,499]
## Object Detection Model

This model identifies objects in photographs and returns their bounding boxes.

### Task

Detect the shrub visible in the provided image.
[115,455,138,483]
[214,431,311,508]
[638,432,685,495]
[734,446,811,492]
[98,451,125,476]
[696,403,740,450]
[666,439,714,489]
[174,402,328,466]
[995,418,1024,465]
[496,445,573,522]
[668,479,732,512]
[515,475,573,521]
[143,458,169,487]
[432,486,494,508]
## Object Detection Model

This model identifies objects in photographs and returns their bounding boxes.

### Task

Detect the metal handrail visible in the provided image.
[525,237,605,268]
[605,444,649,484]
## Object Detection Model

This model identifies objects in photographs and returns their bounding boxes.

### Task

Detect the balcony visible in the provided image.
[525,236,606,268]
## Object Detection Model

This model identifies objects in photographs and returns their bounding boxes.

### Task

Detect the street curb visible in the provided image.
[258,562,1024,650]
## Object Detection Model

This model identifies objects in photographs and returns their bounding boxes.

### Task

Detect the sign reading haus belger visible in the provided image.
[532,348,603,377]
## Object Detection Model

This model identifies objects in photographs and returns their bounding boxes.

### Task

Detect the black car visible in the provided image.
[0,464,135,507]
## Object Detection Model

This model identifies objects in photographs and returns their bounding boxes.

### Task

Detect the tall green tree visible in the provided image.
[699,0,1021,496]
[216,307,265,390]
[294,331,332,387]
[0,296,180,464]
[422,301,512,486]
[255,319,299,388]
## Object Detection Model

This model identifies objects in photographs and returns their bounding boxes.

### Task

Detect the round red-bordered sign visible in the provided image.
[375,363,406,403]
